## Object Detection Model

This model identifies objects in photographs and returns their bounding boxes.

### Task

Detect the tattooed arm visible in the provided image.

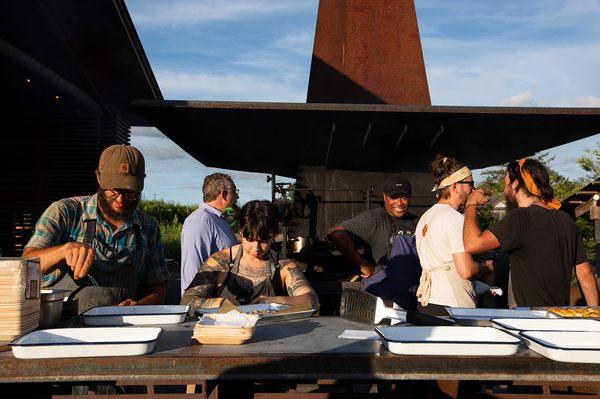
[180,249,232,313]
[255,260,319,309]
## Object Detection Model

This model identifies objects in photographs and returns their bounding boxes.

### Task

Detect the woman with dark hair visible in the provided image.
[464,158,599,308]
[181,200,319,312]
[415,154,489,315]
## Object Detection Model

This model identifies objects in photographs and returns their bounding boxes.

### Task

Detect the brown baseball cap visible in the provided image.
[97,145,146,192]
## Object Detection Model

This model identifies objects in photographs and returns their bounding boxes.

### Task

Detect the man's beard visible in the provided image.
[97,189,139,221]
[505,192,518,211]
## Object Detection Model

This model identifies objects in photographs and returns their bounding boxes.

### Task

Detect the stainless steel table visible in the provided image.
[1,317,599,397]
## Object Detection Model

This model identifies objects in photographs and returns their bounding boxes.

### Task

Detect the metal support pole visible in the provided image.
[271,173,276,202]
[365,185,374,210]
[595,219,600,274]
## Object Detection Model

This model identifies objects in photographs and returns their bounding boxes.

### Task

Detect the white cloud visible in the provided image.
[501,91,535,107]
[423,39,600,106]
[129,0,315,26]
[274,31,314,56]
[415,0,600,37]
[155,69,306,102]
[539,95,600,108]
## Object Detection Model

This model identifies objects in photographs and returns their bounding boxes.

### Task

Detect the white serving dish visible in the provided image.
[492,318,600,332]
[520,331,600,363]
[10,327,162,359]
[376,326,521,356]
[82,305,189,326]
[447,307,556,324]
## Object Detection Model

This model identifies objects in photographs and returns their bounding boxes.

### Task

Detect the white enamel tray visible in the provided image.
[520,331,600,363]
[376,326,521,356]
[82,305,189,326]
[10,327,162,359]
[446,307,556,325]
[492,318,600,332]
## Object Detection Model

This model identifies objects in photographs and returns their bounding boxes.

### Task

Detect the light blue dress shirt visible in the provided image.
[180,204,238,294]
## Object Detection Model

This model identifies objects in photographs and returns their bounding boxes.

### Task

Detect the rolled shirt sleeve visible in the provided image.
[26,201,68,249]
[26,201,70,287]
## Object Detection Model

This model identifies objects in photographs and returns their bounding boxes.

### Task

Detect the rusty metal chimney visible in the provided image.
[307,0,431,105]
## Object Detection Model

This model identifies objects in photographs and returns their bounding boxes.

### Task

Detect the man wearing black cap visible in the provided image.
[22,145,170,312]
[328,176,420,309]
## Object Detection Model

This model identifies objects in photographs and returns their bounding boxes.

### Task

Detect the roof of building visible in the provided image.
[1,0,161,125]
[133,99,600,176]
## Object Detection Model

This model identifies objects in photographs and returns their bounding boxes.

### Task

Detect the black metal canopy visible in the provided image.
[133,100,600,177]
[1,0,161,125]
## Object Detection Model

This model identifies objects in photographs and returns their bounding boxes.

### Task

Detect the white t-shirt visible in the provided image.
[415,203,467,306]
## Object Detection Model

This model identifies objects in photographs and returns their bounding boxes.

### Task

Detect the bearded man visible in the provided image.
[22,145,169,312]
[463,158,598,308]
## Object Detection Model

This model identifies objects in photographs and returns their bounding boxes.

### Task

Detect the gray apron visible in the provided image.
[54,219,145,313]
[216,246,285,305]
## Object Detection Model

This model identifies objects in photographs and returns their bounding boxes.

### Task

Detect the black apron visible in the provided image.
[216,245,285,305]
[54,219,145,313]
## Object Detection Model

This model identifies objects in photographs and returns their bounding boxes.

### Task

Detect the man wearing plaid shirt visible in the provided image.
[22,145,169,312]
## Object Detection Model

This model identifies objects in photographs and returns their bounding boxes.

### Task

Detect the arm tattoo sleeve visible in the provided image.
[180,252,231,312]
[285,266,319,309]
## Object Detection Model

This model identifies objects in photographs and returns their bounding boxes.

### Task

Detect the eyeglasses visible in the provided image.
[456,181,476,189]
[103,188,140,201]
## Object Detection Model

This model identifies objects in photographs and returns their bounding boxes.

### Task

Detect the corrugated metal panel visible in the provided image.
[0,116,130,256]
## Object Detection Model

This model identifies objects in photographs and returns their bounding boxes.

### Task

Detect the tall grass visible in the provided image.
[139,200,197,262]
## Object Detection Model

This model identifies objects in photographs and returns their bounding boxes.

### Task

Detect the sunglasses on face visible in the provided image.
[103,189,140,201]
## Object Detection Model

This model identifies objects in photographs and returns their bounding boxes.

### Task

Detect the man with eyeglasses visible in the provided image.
[328,176,421,310]
[180,173,239,295]
[22,145,169,312]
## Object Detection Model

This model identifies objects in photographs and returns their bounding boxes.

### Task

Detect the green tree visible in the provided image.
[139,200,197,262]
[478,152,581,202]
[476,152,583,234]
[577,142,600,179]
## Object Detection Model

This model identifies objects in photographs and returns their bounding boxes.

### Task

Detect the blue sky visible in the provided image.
[126,0,600,205]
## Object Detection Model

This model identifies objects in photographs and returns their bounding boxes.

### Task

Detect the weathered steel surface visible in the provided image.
[307,0,430,105]
[1,318,599,384]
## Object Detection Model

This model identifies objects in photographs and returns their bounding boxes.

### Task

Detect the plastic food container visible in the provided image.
[10,327,163,359]
[192,312,258,345]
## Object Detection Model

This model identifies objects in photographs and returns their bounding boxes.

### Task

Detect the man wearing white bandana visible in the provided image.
[415,154,491,315]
